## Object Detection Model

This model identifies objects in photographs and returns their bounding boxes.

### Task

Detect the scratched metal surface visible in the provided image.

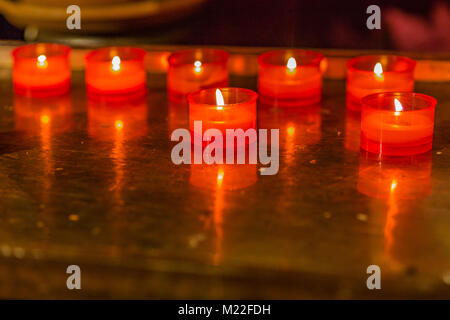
[0,66,449,299]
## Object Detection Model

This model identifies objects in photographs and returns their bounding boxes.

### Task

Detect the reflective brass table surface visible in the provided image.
[0,65,449,299]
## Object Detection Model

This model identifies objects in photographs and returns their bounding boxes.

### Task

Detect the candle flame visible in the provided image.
[287,57,297,72]
[394,98,403,116]
[36,54,48,68]
[194,60,202,73]
[112,56,121,72]
[374,62,383,78]
[216,89,224,110]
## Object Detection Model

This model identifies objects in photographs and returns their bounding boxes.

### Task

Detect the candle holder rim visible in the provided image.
[257,49,324,68]
[11,43,71,59]
[187,87,258,107]
[168,48,230,67]
[84,46,147,63]
[346,55,416,74]
[361,92,437,112]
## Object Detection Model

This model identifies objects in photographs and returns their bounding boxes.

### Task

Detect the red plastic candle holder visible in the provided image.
[360,92,436,156]
[12,43,71,97]
[257,50,324,107]
[346,55,415,111]
[85,47,147,97]
[188,87,257,148]
[167,49,229,102]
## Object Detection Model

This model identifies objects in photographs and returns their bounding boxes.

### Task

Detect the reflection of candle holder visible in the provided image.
[258,50,324,107]
[85,47,147,97]
[346,55,415,111]
[14,94,73,134]
[357,151,432,199]
[190,163,257,191]
[188,87,257,148]
[88,96,148,141]
[167,49,229,102]
[259,102,321,148]
[344,110,361,152]
[12,43,71,98]
[361,92,436,156]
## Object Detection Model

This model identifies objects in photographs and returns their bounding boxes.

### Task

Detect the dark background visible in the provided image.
[0,0,449,52]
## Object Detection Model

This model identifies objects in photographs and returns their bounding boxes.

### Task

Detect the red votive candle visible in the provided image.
[188,87,257,147]
[85,46,147,97]
[346,55,415,111]
[360,92,436,156]
[12,43,71,97]
[257,50,324,107]
[167,49,229,102]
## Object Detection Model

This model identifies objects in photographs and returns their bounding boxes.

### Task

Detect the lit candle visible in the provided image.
[360,92,436,156]
[188,87,257,148]
[346,55,415,111]
[167,49,229,102]
[12,43,71,97]
[257,50,324,107]
[85,46,147,97]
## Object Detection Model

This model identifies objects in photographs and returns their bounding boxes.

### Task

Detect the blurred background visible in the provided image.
[0,0,449,52]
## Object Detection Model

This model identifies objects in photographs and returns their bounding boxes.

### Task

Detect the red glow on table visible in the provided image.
[12,43,71,97]
[257,50,324,107]
[88,95,148,141]
[188,87,257,148]
[190,163,257,191]
[344,110,361,151]
[360,92,436,156]
[259,103,322,156]
[357,152,431,199]
[346,55,415,111]
[14,94,73,135]
[85,47,147,97]
[167,49,229,102]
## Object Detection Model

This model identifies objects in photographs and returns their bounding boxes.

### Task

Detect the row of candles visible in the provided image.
[12,43,437,157]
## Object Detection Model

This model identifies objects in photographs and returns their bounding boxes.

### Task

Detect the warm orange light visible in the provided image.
[114,120,124,130]
[194,60,202,74]
[287,126,295,136]
[390,179,397,191]
[394,98,403,116]
[374,62,383,79]
[216,88,225,110]
[40,114,50,125]
[217,169,224,185]
[36,55,48,69]
[111,56,121,72]
[287,57,297,73]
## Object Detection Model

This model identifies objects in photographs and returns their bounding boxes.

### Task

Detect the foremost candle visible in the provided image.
[12,43,71,97]
[257,49,324,107]
[188,87,257,148]
[167,49,229,102]
[85,47,147,96]
[346,55,415,111]
[360,92,436,156]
